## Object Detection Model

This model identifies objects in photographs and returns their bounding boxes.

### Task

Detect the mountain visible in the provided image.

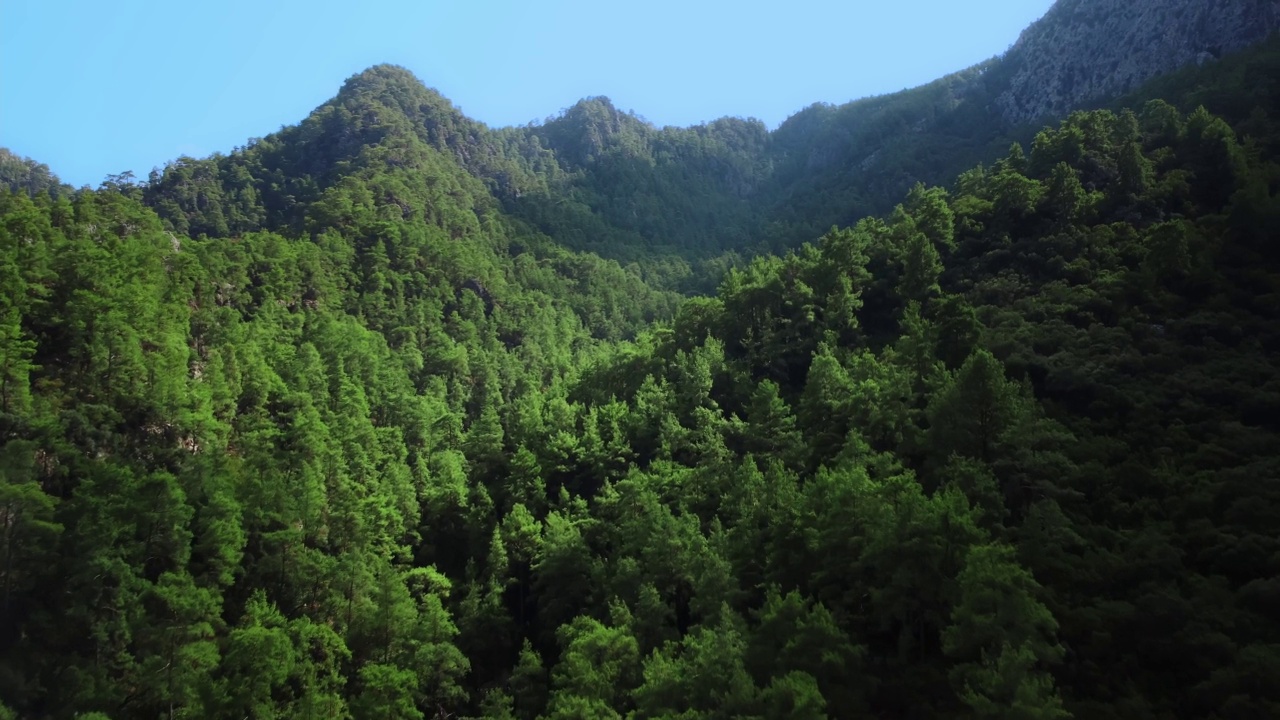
[126,0,1280,274]
[996,0,1280,124]
[3,2,1280,718]
[0,148,70,198]
[10,1,1279,270]
[727,0,1280,249]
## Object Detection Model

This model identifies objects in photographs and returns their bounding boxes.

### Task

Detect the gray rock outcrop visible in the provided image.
[996,0,1280,124]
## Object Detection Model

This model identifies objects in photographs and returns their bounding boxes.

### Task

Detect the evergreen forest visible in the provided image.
[2,25,1280,720]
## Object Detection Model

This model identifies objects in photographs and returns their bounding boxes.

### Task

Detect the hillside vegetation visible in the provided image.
[2,5,1280,719]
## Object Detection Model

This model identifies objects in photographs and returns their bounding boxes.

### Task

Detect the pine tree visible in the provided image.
[927,349,1027,467]
[943,544,1068,720]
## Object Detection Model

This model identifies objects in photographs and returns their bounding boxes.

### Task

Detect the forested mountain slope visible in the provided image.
[4,91,1280,720]
[709,0,1280,251]
[996,0,1280,124]
[2,2,1280,719]
[0,149,70,199]
[124,0,1279,271]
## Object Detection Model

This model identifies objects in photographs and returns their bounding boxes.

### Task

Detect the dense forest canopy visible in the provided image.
[2,9,1280,720]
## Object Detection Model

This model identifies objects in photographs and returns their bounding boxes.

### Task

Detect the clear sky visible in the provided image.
[0,0,1056,188]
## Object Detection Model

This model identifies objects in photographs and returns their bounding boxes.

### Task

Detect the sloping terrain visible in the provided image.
[1,1,1279,718]
[125,1,1280,273]
[996,0,1280,124]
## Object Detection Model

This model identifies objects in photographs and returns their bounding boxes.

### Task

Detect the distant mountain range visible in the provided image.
[6,0,1280,270]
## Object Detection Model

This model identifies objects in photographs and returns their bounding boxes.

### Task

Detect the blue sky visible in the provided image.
[0,0,1056,188]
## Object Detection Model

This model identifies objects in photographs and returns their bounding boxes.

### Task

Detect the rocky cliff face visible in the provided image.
[996,0,1280,124]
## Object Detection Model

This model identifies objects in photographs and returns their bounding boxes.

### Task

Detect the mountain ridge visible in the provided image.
[6,0,1279,271]
[995,0,1280,124]
[139,0,1280,262]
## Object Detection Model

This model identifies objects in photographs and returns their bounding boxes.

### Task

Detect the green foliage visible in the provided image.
[546,611,640,715]
[3,50,1280,720]
[927,348,1029,466]
[943,544,1068,719]
[631,608,761,719]
[0,148,70,197]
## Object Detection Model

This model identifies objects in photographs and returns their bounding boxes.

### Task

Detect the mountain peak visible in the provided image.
[343,63,422,86]
[330,64,458,121]
[996,0,1280,124]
